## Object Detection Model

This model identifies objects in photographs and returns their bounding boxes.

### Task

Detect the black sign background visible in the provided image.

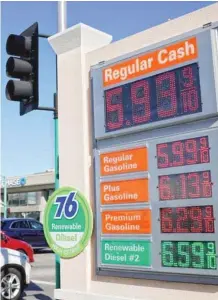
[105,63,202,132]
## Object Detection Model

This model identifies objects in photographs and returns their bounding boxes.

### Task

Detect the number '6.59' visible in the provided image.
[54,192,79,219]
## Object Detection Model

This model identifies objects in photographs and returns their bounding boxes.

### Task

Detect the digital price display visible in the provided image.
[157,136,210,169]
[161,241,217,270]
[105,63,202,132]
[159,170,212,200]
[92,29,218,285]
[160,206,215,233]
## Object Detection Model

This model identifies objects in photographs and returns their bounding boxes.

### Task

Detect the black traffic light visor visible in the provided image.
[6,57,33,79]
[6,34,31,57]
[6,80,33,101]
[5,22,39,115]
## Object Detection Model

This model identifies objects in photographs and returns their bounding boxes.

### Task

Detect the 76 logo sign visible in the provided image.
[54,192,79,219]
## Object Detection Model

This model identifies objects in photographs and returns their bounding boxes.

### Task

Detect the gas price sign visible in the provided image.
[92,30,218,140]
[105,63,201,132]
[91,26,218,285]
[159,170,212,200]
[160,206,215,233]
[161,241,216,269]
[157,136,210,168]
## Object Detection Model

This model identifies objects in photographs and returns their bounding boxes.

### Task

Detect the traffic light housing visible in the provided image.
[5,22,39,116]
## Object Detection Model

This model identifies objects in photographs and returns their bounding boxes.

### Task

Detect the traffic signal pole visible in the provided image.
[36,2,66,290]
[4,1,66,293]
[54,92,60,290]
[5,22,61,290]
[32,88,60,292]
[32,52,60,291]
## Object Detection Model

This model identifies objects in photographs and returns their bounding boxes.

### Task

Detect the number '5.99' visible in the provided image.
[54,192,79,219]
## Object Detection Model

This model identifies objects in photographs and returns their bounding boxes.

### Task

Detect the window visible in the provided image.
[29,221,43,230]
[8,193,20,206]
[8,191,42,207]
[11,220,29,229]
[19,193,27,206]
[27,192,38,205]
[7,211,40,221]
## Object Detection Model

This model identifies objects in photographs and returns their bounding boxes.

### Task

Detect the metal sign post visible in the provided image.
[55,0,67,291]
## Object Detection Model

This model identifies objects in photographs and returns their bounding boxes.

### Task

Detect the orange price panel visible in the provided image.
[102,209,151,234]
[100,147,148,176]
[101,178,149,205]
[103,37,198,87]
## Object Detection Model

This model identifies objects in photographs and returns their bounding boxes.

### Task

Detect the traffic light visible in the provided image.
[5,22,39,116]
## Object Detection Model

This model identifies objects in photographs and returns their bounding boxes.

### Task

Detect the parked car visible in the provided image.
[1,218,48,250]
[0,247,31,300]
[1,230,34,263]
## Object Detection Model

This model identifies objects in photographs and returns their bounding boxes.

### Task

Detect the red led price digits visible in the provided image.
[156,72,177,118]
[189,207,202,233]
[172,141,184,166]
[131,80,151,124]
[181,66,199,113]
[159,171,212,200]
[181,65,194,88]
[106,87,123,130]
[157,136,210,169]
[161,206,214,233]
[200,137,210,163]
[188,173,200,198]
[179,174,187,199]
[159,176,172,200]
[204,206,214,233]
[161,208,173,233]
[202,171,212,197]
[185,139,198,164]
[176,208,188,233]
[157,144,169,168]
[105,63,201,133]
[182,90,199,113]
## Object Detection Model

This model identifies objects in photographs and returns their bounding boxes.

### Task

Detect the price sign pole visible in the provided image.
[54,1,67,289]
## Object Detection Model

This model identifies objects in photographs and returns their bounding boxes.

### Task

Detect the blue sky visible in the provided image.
[1,1,215,177]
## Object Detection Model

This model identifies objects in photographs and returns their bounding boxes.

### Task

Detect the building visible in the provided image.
[49,2,218,300]
[0,170,55,223]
